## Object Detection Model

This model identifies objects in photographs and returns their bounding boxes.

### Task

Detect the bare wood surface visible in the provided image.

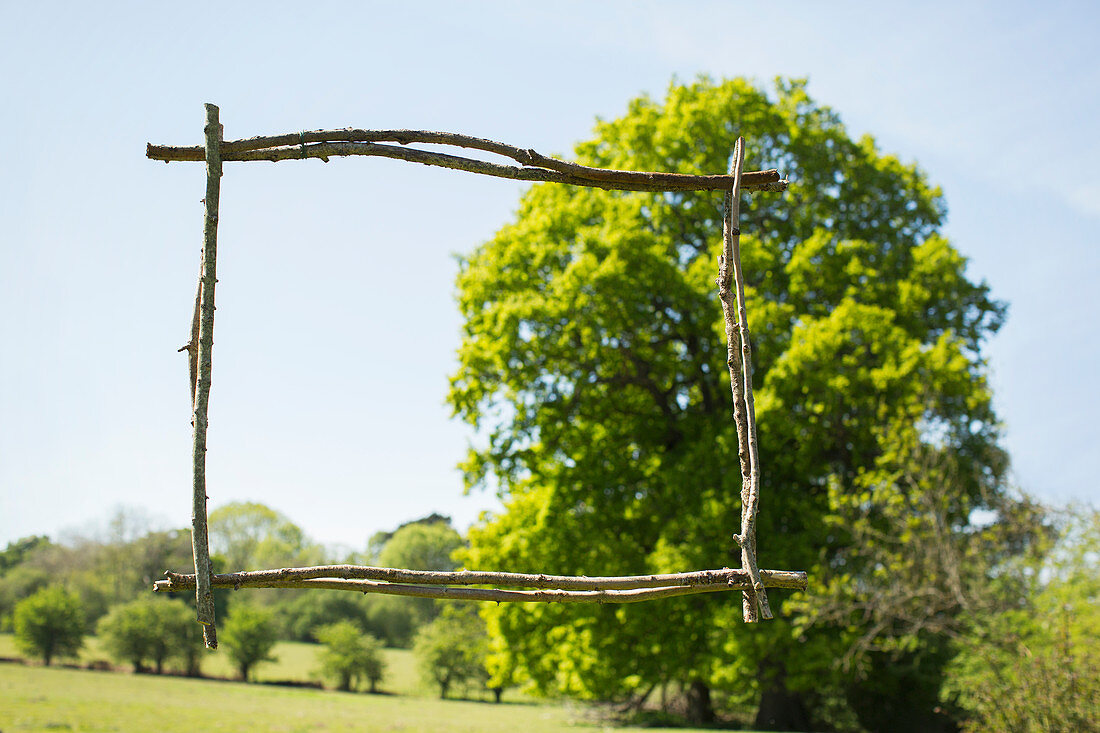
[191,104,221,648]
[157,578,732,603]
[153,566,808,603]
[147,129,787,192]
[156,565,808,591]
[730,139,772,621]
[718,138,772,622]
[718,141,756,621]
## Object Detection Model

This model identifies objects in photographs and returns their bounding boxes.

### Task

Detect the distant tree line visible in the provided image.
[1,505,496,699]
[3,497,1096,726]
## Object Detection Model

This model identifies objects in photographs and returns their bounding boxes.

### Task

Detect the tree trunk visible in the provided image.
[754,663,813,731]
[186,656,201,677]
[493,686,503,704]
[685,680,716,725]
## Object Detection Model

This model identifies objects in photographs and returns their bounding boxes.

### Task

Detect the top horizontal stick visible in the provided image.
[147,129,787,193]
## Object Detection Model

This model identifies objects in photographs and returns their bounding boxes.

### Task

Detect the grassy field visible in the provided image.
[0,634,428,696]
[0,635,760,732]
[0,663,588,733]
[0,662,752,733]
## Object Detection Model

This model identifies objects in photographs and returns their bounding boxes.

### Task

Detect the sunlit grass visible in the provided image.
[1,633,495,699]
[0,634,760,731]
[0,663,576,733]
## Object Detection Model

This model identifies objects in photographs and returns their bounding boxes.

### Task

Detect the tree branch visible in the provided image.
[156,564,807,590]
[190,104,221,648]
[147,129,787,193]
[153,565,808,603]
[718,138,772,621]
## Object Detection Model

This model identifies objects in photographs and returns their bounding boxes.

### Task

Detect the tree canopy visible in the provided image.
[97,598,200,674]
[414,605,490,700]
[209,501,323,572]
[315,620,386,692]
[450,77,1018,729]
[13,586,85,666]
[221,606,278,681]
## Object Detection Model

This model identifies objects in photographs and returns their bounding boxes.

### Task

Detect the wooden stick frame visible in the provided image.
[149,104,806,646]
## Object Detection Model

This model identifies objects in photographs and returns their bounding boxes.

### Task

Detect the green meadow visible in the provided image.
[0,635,735,732]
[0,663,582,733]
[1,634,471,699]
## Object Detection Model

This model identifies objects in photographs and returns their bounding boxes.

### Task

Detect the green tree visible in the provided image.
[366,513,454,559]
[209,502,323,572]
[0,517,196,631]
[413,605,489,699]
[363,595,420,648]
[450,77,1019,730]
[279,591,370,642]
[376,520,464,574]
[315,620,386,692]
[98,598,201,674]
[375,518,464,636]
[0,535,52,575]
[13,586,85,666]
[98,599,157,672]
[221,606,278,681]
[944,506,1100,732]
[0,564,49,631]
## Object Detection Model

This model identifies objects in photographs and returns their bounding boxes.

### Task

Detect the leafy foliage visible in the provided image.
[413,605,489,699]
[944,507,1100,732]
[0,522,194,630]
[13,586,85,665]
[376,520,464,574]
[373,517,465,643]
[97,598,202,674]
[221,606,278,681]
[0,535,51,575]
[314,620,386,692]
[279,591,371,642]
[449,77,1017,729]
[0,563,49,631]
[209,502,325,572]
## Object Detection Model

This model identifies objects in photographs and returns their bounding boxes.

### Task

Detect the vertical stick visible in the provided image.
[191,103,222,648]
[718,138,772,622]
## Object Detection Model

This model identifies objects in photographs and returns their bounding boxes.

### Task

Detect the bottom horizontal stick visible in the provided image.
[153,565,808,605]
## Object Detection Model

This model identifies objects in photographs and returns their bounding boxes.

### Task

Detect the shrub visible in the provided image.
[221,606,278,681]
[315,620,386,692]
[13,586,85,665]
[413,605,489,699]
[98,598,203,674]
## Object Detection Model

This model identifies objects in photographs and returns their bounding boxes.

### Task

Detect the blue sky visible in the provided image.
[1,2,1097,550]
